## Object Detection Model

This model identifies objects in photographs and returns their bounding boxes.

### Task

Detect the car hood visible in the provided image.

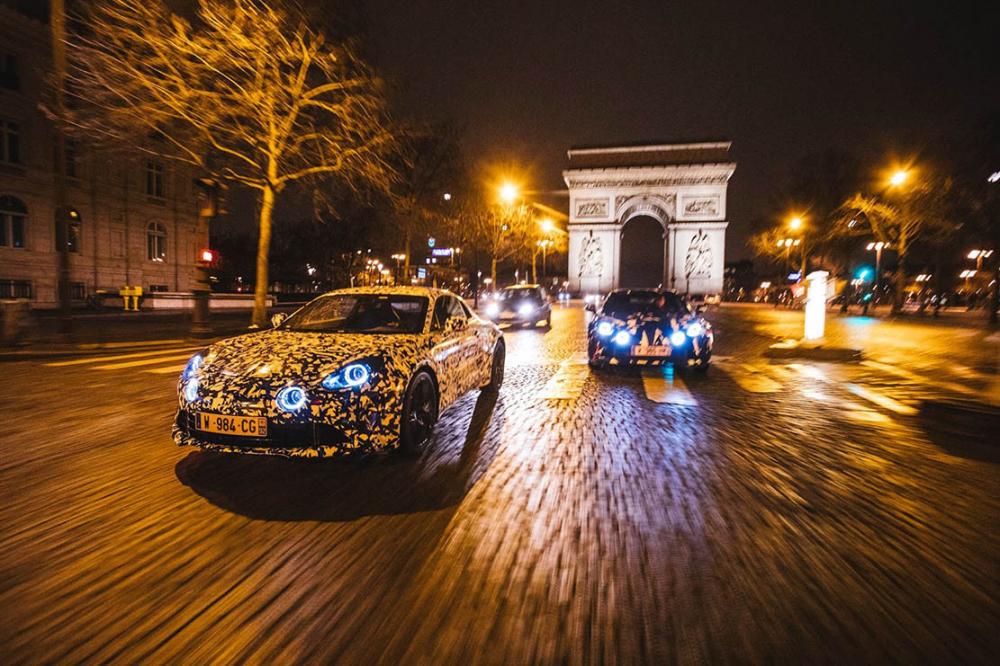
[201,329,423,384]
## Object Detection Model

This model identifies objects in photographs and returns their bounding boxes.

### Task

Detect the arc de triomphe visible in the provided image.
[564,142,736,296]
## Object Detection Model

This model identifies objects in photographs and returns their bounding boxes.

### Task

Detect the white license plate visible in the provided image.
[194,412,268,437]
[631,345,670,357]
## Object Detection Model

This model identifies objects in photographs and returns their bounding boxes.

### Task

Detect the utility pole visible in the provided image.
[51,0,72,336]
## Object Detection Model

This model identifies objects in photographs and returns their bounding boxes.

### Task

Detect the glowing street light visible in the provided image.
[788,215,803,231]
[540,218,555,234]
[499,182,519,205]
[889,169,909,188]
[442,192,452,201]
[967,249,993,271]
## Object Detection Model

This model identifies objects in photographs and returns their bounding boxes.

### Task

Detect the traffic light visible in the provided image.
[855,266,872,281]
[198,248,218,267]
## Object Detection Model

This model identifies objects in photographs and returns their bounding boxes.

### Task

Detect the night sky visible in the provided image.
[365,0,997,259]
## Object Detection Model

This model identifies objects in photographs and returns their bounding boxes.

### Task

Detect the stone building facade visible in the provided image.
[0,5,206,308]
[564,142,735,296]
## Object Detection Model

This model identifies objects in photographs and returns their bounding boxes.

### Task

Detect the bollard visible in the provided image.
[804,271,828,341]
[132,286,142,311]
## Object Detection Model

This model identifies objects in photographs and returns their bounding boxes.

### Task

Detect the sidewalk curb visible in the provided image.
[0,337,225,362]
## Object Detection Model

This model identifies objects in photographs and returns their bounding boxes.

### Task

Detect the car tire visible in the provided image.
[400,371,439,455]
[483,343,505,393]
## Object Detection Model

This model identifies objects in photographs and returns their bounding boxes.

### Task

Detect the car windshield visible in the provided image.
[499,287,541,301]
[281,294,429,334]
[602,291,689,319]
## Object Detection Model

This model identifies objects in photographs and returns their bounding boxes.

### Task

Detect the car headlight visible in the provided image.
[595,321,614,337]
[322,362,372,390]
[670,330,687,346]
[183,378,199,403]
[685,322,703,337]
[518,303,535,316]
[275,385,308,412]
[182,353,204,381]
[613,330,632,346]
[485,302,500,317]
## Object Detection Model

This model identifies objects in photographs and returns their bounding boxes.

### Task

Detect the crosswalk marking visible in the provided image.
[145,364,187,375]
[641,368,697,405]
[862,359,979,398]
[844,383,918,415]
[45,347,198,367]
[93,353,195,371]
[541,352,590,400]
[726,364,782,393]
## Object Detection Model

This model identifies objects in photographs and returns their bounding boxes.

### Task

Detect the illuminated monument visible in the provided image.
[563,142,735,295]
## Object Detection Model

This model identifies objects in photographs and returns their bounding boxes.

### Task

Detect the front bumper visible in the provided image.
[173,394,400,458]
[589,335,713,367]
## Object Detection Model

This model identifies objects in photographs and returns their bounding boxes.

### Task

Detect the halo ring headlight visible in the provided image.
[183,378,199,403]
[322,362,372,390]
[276,386,308,412]
[613,330,632,347]
[596,321,614,337]
[685,322,703,337]
[670,330,687,347]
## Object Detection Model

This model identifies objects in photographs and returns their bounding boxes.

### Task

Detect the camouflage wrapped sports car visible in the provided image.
[172,287,504,457]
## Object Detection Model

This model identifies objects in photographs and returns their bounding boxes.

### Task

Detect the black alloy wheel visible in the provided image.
[484,343,505,393]
[400,371,438,454]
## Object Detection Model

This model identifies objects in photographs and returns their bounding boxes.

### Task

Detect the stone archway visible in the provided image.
[618,215,665,288]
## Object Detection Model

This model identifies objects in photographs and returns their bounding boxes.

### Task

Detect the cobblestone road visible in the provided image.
[1,304,997,663]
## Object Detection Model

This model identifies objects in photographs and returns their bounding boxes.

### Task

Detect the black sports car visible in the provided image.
[585,289,713,370]
[483,284,552,327]
[172,287,504,458]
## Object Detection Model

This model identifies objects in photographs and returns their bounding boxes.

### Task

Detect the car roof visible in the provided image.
[320,286,455,299]
[501,284,541,289]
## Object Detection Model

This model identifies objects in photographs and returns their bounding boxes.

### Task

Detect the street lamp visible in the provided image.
[537,239,553,281]
[889,169,909,188]
[788,216,803,231]
[866,241,888,298]
[499,182,519,205]
[776,237,801,274]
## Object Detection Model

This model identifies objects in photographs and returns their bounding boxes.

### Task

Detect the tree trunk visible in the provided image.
[403,224,412,281]
[893,239,906,315]
[531,250,537,283]
[251,184,276,328]
[491,258,497,287]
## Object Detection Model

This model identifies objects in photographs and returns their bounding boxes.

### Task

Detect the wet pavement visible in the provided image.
[1,304,997,663]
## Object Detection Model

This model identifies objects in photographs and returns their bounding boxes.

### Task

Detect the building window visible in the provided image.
[64,140,77,178]
[0,54,18,91]
[1,121,20,164]
[0,195,27,249]
[71,282,86,300]
[147,222,167,262]
[147,284,169,293]
[0,279,32,299]
[55,208,82,253]
[145,161,164,198]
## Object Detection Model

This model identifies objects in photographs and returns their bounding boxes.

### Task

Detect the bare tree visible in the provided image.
[62,0,395,326]
[834,178,956,313]
[456,198,534,286]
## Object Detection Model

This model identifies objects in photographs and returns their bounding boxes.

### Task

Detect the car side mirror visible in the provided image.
[270,312,287,328]
[585,303,596,313]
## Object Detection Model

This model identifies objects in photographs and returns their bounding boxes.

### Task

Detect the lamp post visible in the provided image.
[776,238,800,275]
[866,241,888,305]
[787,215,806,279]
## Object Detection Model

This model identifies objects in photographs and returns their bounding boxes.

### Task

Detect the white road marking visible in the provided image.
[862,359,979,398]
[145,364,188,375]
[843,383,918,415]
[540,352,590,400]
[45,347,198,367]
[721,363,782,393]
[641,368,697,405]
[93,353,196,370]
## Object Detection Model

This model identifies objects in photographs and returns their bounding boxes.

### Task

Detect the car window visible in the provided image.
[431,296,451,331]
[447,296,468,320]
[282,294,429,334]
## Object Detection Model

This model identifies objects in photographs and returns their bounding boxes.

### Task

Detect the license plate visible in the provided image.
[631,345,670,357]
[194,412,268,437]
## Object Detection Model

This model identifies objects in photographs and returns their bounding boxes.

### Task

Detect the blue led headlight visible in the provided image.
[322,363,372,390]
[183,378,199,403]
[613,330,632,346]
[685,322,703,337]
[596,321,614,337]
[182,353,203,381]
[670,330,687,346]
[275,386,308,412]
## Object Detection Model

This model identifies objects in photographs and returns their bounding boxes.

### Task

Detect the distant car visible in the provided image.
[172,287,504,457]
[586,289,713,371]
[483,284,552,327]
